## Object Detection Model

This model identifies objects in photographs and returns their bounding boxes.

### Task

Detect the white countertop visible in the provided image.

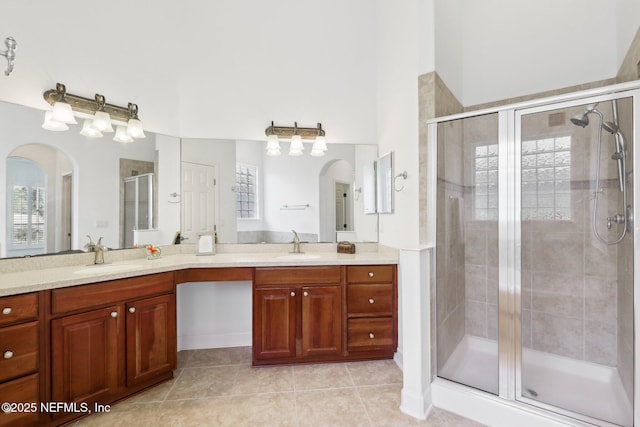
[0,247,398,297]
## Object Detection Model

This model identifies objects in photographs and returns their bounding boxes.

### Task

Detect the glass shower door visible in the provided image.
[436,113,500,395]
[517,97,634,426]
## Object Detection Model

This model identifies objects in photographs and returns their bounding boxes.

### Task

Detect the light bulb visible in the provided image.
[126,118,146,138]
[289,135,304,156]
[80,119,103,138]
[42,111,69,131]
[92,111,114,133]
[51,101,77,124]
[114,125,134,143]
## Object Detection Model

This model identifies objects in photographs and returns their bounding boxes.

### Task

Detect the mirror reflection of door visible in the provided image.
[181,162,217,243]
[335,182,351,232]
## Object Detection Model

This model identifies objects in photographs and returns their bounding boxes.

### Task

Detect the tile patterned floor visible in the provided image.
[75,347,485,427]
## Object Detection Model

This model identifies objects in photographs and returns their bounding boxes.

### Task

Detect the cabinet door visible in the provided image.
[301,285,342,357]
[126,294,176,387]
[253,287,296,360]
[51,306,120,406]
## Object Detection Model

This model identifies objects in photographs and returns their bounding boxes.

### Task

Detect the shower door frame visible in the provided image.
[510,89,638,426]
[430,81,640,427]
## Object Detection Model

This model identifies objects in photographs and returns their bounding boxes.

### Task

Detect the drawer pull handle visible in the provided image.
[291,292,295,297]
[368,298,375,304]
[1,307,11,315]
[368,272,374,278]
[303,291,309,297]
[110,311,118,318]
[368,333,375,339]
[3,351,13,359]
[128,307,136,314]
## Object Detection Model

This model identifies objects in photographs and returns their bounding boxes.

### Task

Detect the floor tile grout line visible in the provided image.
[345,363,374,427]
[291,366,300,427]
[161,368,185,403]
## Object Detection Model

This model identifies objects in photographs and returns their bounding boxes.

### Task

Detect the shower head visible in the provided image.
[570,113,589,128]
[602,121,618,134]
[570,103,600,128]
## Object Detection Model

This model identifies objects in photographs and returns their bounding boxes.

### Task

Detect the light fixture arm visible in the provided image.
[43,82,139,123]
[265,121,326,139]
[0,36,17,76]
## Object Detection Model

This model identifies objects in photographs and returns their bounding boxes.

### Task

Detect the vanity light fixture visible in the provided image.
[264,121,327,157]
[289,123,304,156]
[42,82,146,141]
[0,36,16,76]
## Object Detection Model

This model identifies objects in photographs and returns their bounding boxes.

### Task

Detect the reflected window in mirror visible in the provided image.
[7,157,46,257]
[235,163,258,219]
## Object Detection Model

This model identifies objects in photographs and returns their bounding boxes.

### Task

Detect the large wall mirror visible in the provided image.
[180,138,378,244]
[0,101,181,259]
[0,100,378,259]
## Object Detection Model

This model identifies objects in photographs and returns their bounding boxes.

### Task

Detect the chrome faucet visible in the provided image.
[291,230,302,254]
[94,237,106,264]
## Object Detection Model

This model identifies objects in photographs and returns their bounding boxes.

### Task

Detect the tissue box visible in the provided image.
[337,241,356,254]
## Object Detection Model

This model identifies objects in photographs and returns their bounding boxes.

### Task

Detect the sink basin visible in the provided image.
[73,264,144,275]
[275,254,321,260]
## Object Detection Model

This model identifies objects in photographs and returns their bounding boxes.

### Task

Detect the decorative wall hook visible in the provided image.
[394,171,408,192]
[0,36,17,76]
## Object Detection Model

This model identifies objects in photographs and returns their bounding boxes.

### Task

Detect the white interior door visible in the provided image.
[181,162,217,243]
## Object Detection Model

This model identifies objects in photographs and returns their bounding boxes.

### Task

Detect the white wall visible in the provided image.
[435,0,623,107]
[0,102,157,256]
[0,0,378,144]
[156,134,182,245]
[617,0,640,68]
[375,0,424,249]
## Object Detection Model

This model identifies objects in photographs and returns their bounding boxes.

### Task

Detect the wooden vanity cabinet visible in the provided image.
[0,292,41,427]
[253,266,343,365]
[49,273,176,425]
[346,265,397,357]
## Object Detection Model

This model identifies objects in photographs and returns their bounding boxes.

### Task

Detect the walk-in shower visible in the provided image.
[434,86,637,426]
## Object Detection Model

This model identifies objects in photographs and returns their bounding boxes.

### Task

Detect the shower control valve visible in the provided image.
[606,214,625,230]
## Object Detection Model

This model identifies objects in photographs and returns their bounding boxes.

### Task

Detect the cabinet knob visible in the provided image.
[303,291,309,297]
[368,298,375,304]
[1,307,11,315]
[290,292,295,297]
[110,311,118,318]
[368,333,375,339]
[3,351,13,359]
[129,307,136,313]
[368,272,374,278]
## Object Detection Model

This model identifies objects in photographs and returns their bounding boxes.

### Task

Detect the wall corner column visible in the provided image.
[399,246,433,419]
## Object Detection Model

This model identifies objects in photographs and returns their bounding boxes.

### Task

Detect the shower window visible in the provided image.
[521,136,572,220]
[474,144,498,220]
[235,163,258,219]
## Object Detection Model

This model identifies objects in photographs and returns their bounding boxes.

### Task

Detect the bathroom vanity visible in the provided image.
[0,247,397,426]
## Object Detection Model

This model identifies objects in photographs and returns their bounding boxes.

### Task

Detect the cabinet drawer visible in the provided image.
[0,321,38,383]
[255,266,341,285]
[348,284,393,317]
[346,265,394,284]
[0,374,40,426]
[51,272,174,314]
[347,318,393,352]
[0,293,38,327]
